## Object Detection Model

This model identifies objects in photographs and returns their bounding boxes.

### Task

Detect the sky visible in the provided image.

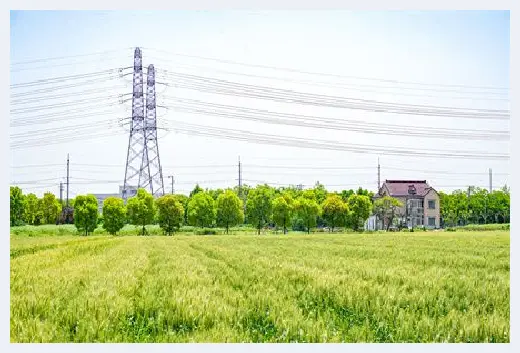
[9,10,510,197]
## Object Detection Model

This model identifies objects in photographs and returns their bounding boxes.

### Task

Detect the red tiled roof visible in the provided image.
[382,180,432,197]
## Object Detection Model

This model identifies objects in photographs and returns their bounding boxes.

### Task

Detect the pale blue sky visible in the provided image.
[10,10,510,197]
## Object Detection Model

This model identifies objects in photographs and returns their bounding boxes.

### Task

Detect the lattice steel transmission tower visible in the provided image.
[139,64,165,197]
[122,49,164,200]
[123,48,146,201]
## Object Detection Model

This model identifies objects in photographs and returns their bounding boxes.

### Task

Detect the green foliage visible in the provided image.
[41,192,62,225]
[156,195,184,235]
[246,185,274,234]
[439,186,510,227]
[208,188,225,201]
[321,194,348,232]
[188,192,216,228]
[73,195,99,236]
[102,197,126,235]
[127,189,156,235]
[346,195,372,231]
[172,194,189,224]
[23,193,42,226]
[189,184,204,198]
[294,196,321,234]
[216,190,244,234]
[195,228,218,235]
[10,186,26,227]
[373,196,403,231]
[272,194,293,234]
[312,182,328,205]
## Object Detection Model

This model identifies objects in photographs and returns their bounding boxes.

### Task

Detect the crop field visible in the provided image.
[10,231,510,343]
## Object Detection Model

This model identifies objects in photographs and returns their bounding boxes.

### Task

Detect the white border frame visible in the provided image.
[3,2,517,353]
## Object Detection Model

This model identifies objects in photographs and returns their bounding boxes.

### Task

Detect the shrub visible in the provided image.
[195,228,218,235]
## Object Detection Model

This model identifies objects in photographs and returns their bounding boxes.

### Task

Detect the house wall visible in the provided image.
[423,189,440,228]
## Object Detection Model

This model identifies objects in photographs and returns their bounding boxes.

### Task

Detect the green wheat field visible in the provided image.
[10,231,510,343]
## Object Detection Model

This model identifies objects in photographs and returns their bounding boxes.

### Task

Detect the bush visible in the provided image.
[195,228,218,235]
[455,224,510,232]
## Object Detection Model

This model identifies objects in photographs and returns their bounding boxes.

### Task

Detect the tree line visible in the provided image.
[439,186,510,227]
[10,182,510,235]
[9,183,375,235]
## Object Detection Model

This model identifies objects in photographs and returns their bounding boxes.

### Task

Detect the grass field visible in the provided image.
[10,231,510,343]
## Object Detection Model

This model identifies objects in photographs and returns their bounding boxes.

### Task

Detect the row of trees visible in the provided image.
[10,187,63,227]
[439,186,510,227]
[10,182,510,234]
[10,183,375,235]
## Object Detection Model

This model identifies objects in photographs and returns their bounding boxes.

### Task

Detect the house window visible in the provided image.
[428,217,436,227]
[428,200,435,209]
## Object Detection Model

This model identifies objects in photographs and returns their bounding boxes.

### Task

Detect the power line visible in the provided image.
[161,121,509,160]
[10,48,133,66]
[148,60,509,100]
[160,97,508,141]
[10,68,129,89]
[157,72,509,120]
[144,47,508,91]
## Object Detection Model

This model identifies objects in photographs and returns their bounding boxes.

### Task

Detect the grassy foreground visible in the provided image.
[10,231,510,343]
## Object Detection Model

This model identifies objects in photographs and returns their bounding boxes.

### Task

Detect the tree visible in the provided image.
[23,193,40,225]
[208,188,225,201]
[173,194,189,224]
[156,195,184,235]
[10,186,25,226]
[294,196,321,234]
[189,184,204,198]
[272,194,293,234]
[340,189,355,203]
[41,192,62,225]
[127,188,156,235]
[313,182,328,205]
[373,196,403,230]
[246,185,274,235]
[187,191,216,228]
[322,194,348,232]
[347,194,372,231]
[216,190,244,234]
[102,197,126,235]
[74,195,99,236]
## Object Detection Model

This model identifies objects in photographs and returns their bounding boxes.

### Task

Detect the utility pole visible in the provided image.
[489,168,493,193]
[66,154,70,207]
[377,157,381,191]
[168,175,174,194]
[59,182,64,205]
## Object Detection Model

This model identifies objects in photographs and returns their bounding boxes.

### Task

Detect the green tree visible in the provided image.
[246,185,274,235]
[102,197,126,235]
[23,193,40,225]
[340,189,355,203]
[10,186,26,226]
[187,191,216,228]
[41,192,62,225]
[216,190,244,234]
[294,196,321,234]
[373,196,403,230]
[156,195,184,235]
[127,189,156,235]
[208,188,225,201]
[74,195,99,236]
[173,194,189,224]
[347,194,372,231]
[189,184,204,198]
[313,182,328,205]
[322,194,348,232]
[272,194,293,234]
